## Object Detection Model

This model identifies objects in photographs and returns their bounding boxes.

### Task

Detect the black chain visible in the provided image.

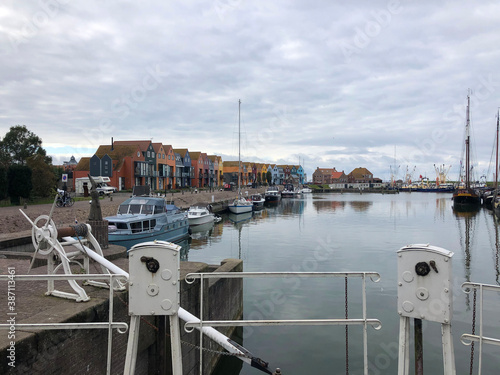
[345,276,349,375]
[469,288,477,375]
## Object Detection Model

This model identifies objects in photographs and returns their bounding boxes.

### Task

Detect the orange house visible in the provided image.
[189,152,203,188]
[73,144,144,191]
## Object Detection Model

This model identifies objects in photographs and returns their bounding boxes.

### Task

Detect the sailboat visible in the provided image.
[484,109,499,210]
[228,100,253,214]
[452,93,481,211]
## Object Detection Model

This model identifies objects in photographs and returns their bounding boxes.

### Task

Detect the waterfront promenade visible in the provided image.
[0,187,267,238]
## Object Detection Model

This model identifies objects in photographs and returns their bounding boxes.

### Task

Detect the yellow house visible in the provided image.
[261,164,268,183]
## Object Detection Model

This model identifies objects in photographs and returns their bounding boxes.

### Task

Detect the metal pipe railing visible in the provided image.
[185,271,381,375]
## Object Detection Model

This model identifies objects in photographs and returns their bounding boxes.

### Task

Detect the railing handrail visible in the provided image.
[461,281,500,374]
[186,270,380,375]
[0,272,128,375]
[186,270,381,282]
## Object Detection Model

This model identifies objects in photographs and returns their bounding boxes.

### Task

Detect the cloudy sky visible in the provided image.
[1,0,500,182]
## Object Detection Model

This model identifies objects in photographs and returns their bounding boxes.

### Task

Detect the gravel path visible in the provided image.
[0,188,266,237]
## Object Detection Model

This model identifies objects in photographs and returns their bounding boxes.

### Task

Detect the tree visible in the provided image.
[0,125,51,167]
[7,165,32,205]
[27,154,57,198]
[0,166,7,200]
[266,170,272,185]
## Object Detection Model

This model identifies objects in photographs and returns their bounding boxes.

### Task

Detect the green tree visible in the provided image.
[27,154,57,198]
[0,166,7,200]
[266,170,272,185]
[7,165,32,205]
[0,125,51,166]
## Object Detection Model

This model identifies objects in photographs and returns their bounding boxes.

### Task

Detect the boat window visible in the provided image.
[130,222,142,233]
[143,205,154,215]
[129,205,142,214]
[118,205,129,214]
[151,219,156,227]
[154,204,164,214]
[143,220,150,230]
[111,222,128,230]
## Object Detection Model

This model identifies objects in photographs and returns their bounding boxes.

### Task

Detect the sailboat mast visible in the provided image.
[465,94,470,190]
[238,99,241,196]
[496,109,499,190]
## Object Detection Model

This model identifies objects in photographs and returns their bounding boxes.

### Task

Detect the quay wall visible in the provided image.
[0,251,243,375]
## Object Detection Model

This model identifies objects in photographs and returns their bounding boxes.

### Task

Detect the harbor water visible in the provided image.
[179,192,500,374]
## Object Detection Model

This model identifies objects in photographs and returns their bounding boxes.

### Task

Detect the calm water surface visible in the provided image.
[179,192,500,375]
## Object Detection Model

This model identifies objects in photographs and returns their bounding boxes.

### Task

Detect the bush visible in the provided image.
[0,166,7,200]
[7,165,32,205]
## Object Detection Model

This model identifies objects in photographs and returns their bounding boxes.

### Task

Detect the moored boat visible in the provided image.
[228,99,253,215]
[105,196,189,249]
[264,186,281,203]
[187,204,215,226]
[250,194,265,211]
[281,183,297,198]
[299,186,312,194]
[452,93,481,211]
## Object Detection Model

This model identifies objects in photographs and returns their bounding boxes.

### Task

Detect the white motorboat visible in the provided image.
[187,205,215,226]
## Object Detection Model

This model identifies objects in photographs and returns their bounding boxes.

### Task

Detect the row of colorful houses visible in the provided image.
[73,139,306,192]
[312,167,383,188]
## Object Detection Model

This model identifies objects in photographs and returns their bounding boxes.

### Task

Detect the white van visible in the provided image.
[75,176,117,195]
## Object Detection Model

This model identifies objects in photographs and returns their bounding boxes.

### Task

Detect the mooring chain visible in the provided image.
[115,294,250,360]
[469,288,477,375]
[345,276,349,375]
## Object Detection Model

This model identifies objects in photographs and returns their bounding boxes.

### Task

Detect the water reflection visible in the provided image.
[348,200,372,212]
[313,198,346,212]
[280,198,305,216]
[453,209,479,308]
[485,211,500,285]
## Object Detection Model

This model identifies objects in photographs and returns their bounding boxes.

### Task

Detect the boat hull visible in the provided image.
[188,215,215,226]
[228,204,253,214]
[108,225,189,250]
[453,190,481,212]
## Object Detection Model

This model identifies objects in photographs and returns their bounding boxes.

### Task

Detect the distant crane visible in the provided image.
[434,164,452,185]
[404,166,416,185]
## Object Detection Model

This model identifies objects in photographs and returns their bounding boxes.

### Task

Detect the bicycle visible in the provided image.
[56,190,74,207]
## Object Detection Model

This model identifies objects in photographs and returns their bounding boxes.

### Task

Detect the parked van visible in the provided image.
[75,176,117,196]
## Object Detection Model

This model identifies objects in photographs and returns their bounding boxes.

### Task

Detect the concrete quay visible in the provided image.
[0,249,244,375]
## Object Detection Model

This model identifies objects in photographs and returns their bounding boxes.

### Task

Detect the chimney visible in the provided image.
[111,137,114,151]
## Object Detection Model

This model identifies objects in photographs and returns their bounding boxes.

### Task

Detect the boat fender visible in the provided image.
[188,227,192,235]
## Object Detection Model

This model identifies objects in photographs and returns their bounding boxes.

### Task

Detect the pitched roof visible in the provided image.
[75,157,91,171]
[113,140,152,152]
[151,142,163,153]
[331,171,345,179]
[189,151,201,160]
[349,167,373,178]
[223,161,240,167]
[173,148,189,157]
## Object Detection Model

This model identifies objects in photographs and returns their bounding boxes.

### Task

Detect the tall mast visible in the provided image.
[496,108,499,190]
[465,93,470,190]
[238,99,241,196]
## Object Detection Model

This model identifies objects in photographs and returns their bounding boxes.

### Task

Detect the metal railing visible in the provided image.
[461,282,500,374]
[0,273,128,375]
[185,271,381,375]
